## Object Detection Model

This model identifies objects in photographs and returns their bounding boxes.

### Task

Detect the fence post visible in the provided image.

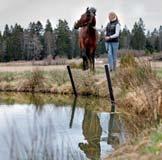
[67,65,77,97]
[104,65,115,112]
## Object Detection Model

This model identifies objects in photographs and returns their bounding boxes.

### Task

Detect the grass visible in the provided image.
[0,72,19,82]
[106,126,162,160]
[0,56,161,120]
[155,69,162,79]
[105,54,162,160]
[1,56,162,159]
[0,92,112,112]
[142,126,162,155]
[0,66,108,97]
[115,54,156,90]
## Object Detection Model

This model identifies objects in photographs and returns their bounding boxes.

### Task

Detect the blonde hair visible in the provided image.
[109,12,118,22]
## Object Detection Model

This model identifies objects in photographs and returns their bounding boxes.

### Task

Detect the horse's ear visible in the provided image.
[86,7,89,12]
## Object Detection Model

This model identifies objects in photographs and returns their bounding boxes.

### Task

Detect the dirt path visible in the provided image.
[0,59,161,72]
[0,65,66,72]
[0,59,106,72]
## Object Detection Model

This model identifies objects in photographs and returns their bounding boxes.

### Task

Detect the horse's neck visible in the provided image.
[91,16,96,26]
[81,26,95,33]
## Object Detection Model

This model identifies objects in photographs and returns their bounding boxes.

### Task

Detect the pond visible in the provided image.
[0,93,130,160]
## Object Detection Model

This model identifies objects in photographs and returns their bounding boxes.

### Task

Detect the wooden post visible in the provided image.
[104,65,115,112]
[67,65,77,97]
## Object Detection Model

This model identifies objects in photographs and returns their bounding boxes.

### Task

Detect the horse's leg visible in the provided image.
[84,48,89,70]
[92,55,95,73]
[82,48,87,70]
[89,57,93,72]
[90,57,95,74]
[88,48,95,72]
[93,49,96,73]
[83,58,86,70]
[85,54,88,70]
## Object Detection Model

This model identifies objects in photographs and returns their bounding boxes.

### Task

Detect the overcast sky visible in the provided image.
[0,0,161,31]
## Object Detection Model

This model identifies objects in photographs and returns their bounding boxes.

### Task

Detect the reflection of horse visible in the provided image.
[79,109,102,160]
[74,8,97,71]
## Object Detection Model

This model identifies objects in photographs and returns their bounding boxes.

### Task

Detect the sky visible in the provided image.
[0,0,161,31]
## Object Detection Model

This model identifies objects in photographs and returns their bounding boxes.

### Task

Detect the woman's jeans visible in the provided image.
[105,42,119,71]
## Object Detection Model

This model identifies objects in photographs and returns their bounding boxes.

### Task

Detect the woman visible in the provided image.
[105,12,120,71]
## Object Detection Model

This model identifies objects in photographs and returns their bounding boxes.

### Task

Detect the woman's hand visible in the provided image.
[105,36,111,41]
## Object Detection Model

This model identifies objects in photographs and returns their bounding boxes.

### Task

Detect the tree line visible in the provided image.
[0,18,161,62]
[0,19,79,62]
[119,18,162,53]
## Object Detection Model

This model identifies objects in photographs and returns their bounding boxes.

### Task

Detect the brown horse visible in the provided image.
[74,8,97,71]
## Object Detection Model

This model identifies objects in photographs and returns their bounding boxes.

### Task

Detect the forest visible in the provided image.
[0,18,161,62]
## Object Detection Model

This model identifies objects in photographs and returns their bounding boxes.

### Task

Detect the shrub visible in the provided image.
[25,69,45,92]
[49,70,69,86]
[120,53,137,68]
[69,62,83,69]
[115,54,156,90]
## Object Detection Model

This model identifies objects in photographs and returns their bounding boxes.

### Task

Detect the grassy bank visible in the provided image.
[1,56,162,159]
[0,67,108,97]
[0,56,162,130]
[105,55,162,159]
[0,56,162,118]
[0,92,112,112]
[106,123,162,160]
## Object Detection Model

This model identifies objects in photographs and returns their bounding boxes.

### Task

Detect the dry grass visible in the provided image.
[1,55,162,159]
[23,69,45,92]
[105,54,162,160]
[106,125,162,160]
[0,66,109,97]
[115,54,156,89]
[114,54,162,122]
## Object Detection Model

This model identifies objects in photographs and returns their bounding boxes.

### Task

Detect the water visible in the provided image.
[0,93,127,160]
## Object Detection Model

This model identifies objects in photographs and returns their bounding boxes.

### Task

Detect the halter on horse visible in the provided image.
[74,7,97,71]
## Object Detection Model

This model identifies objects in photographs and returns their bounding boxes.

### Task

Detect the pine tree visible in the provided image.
[145,31,154,54]
[119,25,131,49]
[23,22,43,60]
[55,19,72,59]
[43,19,56,58]
[159,26,162,51]
[0,32,3,61]
[3,24,10,38]
[131,18,146,50]
[150,28,160,52]
[35,21,44,59]
[71,29,80,58]
[35,21,43,36]
[45,19,53,32]
[11,24,24,60]
[3,24,12,61]
[28,22,36,34]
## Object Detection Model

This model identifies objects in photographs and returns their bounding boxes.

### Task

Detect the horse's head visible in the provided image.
[74,7,96,29]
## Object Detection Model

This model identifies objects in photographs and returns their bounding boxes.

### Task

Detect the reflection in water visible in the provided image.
[0,93,127,160]
[79,109,102,160]
[28,93,45,112]
[78,111,126,159]
[107,113,126,147]
[108,113,119,146]
[69,97,77,128]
